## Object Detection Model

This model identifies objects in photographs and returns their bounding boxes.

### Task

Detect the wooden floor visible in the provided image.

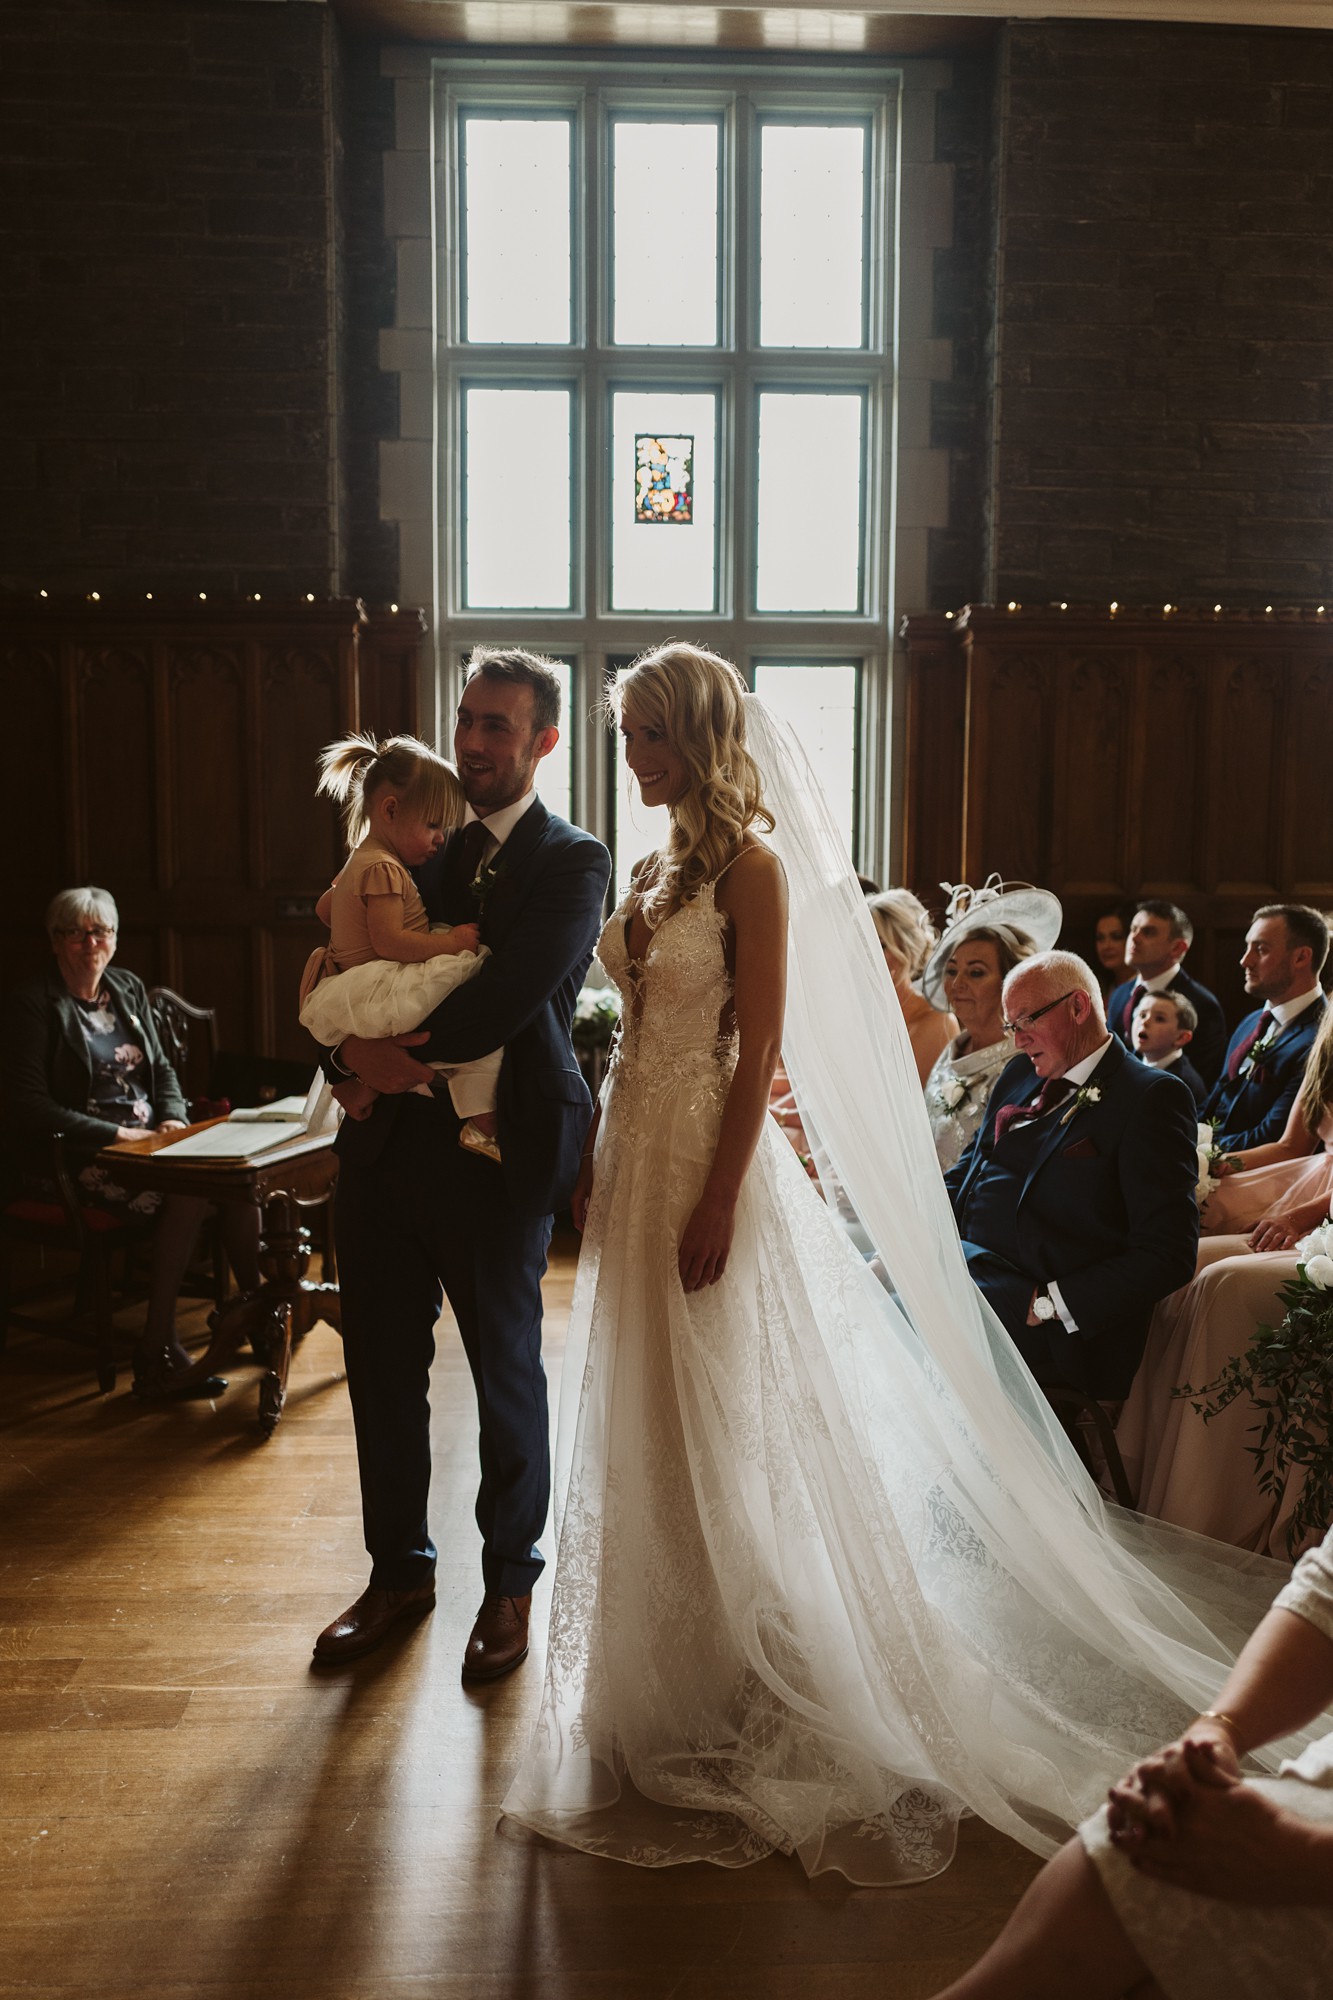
[0,1243,1041,2000]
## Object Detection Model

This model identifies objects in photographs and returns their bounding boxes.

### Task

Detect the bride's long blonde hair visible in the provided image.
[613,642,774,923]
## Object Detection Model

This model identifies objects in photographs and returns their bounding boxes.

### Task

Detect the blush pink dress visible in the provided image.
[1115,1114,1333,1557]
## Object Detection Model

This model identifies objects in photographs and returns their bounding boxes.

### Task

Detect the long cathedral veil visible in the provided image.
[738,694,1320,1796]
[521,691,1324,1881]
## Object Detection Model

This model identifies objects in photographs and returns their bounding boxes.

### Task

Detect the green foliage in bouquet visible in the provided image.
[1178,1260,1333,1560]
[571,985,622,1054]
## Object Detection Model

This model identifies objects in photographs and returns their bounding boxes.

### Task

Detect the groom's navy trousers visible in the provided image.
[335,1095,554,1595]
[326,802,610,1599]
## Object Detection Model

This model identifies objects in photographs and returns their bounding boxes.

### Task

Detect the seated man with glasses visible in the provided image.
[943,950,1200,1400]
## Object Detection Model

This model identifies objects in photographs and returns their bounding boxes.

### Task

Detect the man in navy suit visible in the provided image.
[945,951,1199,1400]
[1204,903,1329,1153]
[1107,899,1227,1088]
[313,651,611,1672]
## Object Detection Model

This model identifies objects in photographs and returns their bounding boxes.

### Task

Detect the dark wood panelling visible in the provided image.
[76,643,155,890]
[2,598,426,1064]
[358,608,425,741]
[169,645,247,887]
[901,606,1333,1027]
[258,643,347,893]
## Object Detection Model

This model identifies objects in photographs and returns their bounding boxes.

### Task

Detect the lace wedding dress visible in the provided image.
[502,700,1319,1884]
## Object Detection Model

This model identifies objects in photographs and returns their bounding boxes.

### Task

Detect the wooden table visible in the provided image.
[96,1120,340,1435]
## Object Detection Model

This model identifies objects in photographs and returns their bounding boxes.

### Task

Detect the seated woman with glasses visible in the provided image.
[3,886,260,1397]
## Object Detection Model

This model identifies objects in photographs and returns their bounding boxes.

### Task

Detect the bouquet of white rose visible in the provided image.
[571,983,623,1054]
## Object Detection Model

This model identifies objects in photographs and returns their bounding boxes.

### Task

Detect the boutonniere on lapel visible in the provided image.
[1239,1023,1280,1082]
[1060,1082,1103,1126]
[473,855,507,913]
[930,1072,979,1117]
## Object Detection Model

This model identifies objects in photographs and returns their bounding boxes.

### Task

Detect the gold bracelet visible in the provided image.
[1196,1709,1242,1741]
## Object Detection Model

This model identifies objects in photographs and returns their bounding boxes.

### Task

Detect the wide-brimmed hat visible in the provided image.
[922,875,1063,1010]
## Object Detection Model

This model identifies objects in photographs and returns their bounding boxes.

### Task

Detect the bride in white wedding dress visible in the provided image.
[502,643,1321,1885]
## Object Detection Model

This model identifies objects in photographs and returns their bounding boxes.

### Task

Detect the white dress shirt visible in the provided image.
[1046,1038,1114,1337]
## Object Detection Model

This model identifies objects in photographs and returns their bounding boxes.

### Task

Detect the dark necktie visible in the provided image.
[445,820,491,904]
[1118,982,1147,1038]
[1227,1007,1275,1081]
[993,1075,1075,1143]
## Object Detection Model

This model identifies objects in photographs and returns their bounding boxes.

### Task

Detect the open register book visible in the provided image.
[155,1071,342,1161]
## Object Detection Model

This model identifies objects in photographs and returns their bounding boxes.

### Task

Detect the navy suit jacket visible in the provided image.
[1203,995,1327,1152]
[944,1038,1200,1398]
[1140,1050,1207,1110]
[329,801,611,1218]
[1107,966,1228,1088]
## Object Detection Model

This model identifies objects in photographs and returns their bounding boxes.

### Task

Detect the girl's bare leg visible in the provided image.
[929,1838,1162,2000]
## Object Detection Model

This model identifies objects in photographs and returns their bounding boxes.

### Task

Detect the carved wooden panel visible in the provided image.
[358,608,426,739]
[1211,653,1284,896]
[1,598,378,1061]
[1137,653,1207,894]
[1054,651,1129,895]
[168,644,247,887]
[259,643,345,893]
[11,643,68,938]
[900,606,1333,1033]
[1284,652,1333,900]
[965,651,1052,885]
[76,643,155,890]
[900,615,966,906]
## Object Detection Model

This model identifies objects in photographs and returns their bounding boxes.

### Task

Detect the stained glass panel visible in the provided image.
[612,392,716,611]
[634,434,694,525]
[463,116,572,345]
[755,392,863,612]
[463,387,572,609]
[759,123,867,349]
[613,120,720,347]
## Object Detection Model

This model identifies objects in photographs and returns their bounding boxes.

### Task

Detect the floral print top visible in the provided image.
[924,1030,1016,1171]
[73,988,155,1133]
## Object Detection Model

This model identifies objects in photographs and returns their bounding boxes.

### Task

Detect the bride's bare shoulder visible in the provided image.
[714,842,787,916]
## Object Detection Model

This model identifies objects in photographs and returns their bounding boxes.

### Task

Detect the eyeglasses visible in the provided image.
[57,926,116,944]
[1001,990,1076,1036]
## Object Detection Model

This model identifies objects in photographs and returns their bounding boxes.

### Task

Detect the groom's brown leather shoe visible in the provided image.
[312,1582,435,1664]
[461,1592,531,1681]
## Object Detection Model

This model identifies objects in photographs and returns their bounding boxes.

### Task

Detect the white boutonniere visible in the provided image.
[1060,1082,1102,1125]
[1239,1025,1280,1080]
[935,1074,975,1114]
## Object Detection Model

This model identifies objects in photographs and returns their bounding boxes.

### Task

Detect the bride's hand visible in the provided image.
[678,1193,736,1292]
[570,1157,595,1233]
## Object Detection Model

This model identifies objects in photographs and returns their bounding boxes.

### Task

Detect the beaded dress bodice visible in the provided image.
[596,881,738,1113]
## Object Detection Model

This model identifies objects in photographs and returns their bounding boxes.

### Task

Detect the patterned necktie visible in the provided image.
[1227,1007,1275,1081]
[993,1075,1075,1143]
[1119,982,1147,1038]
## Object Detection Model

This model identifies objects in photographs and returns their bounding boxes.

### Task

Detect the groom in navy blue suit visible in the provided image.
[313,652,610,1671]
[1204,903,1329,1152]
[946,951,1199,1401]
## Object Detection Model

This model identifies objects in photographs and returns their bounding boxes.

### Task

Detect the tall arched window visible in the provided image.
[435,55,901,887]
